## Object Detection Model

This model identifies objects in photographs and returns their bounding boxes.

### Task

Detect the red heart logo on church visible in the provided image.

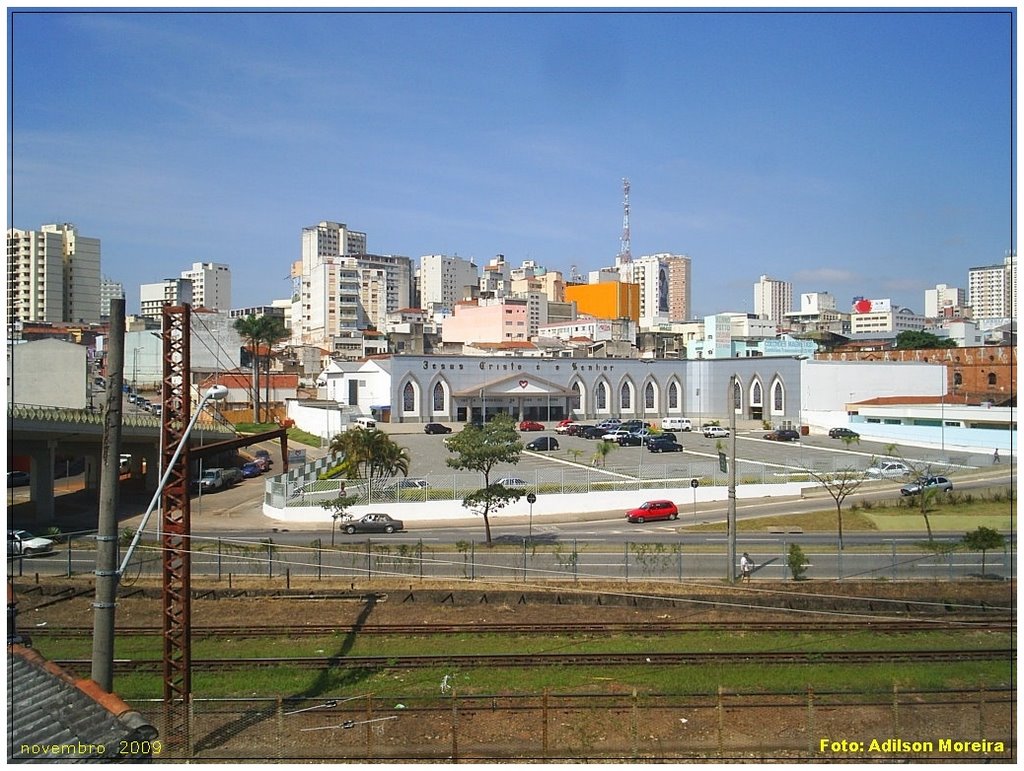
[519,380,528,389]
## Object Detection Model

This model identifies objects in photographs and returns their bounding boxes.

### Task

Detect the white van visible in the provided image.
[353,416,377,430]
[660,417,693,432]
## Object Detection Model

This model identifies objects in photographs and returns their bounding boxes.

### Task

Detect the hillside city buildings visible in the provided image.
[6,219,1016,418]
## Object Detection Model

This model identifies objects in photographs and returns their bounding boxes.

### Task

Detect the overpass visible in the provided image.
[7,404,238,523]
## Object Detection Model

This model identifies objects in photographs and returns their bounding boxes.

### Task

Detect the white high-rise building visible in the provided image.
[924,283,966,318]
[291,220,411,345]
[181,262,231,310]
[616,253,671,328]
[7,223,101,324]
[968,253,1016,320]
[419,254,479,312]
[753,275,793,325]
[140,278,193,319]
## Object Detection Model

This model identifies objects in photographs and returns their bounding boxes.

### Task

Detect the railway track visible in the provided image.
[54,648,1012,673]
[29,618,1014,638]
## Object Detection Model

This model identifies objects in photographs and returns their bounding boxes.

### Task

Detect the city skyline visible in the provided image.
[9,8,1014,318]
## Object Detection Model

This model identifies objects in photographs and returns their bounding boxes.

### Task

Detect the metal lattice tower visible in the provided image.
[161,304,193,748]
[618,177,632,264]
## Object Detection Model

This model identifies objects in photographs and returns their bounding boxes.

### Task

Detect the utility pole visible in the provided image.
[727,376,737,584]
[92,298,125,691]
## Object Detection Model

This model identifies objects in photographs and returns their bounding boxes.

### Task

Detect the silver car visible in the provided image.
[900,476,953,496]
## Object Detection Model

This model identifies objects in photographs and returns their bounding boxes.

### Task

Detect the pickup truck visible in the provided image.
[198,467,243,492]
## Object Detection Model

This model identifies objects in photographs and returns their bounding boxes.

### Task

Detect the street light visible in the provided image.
[92,384,229,691]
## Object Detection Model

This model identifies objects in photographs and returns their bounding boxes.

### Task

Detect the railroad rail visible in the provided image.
[30,617,1014,638]
[55,648,1012,674]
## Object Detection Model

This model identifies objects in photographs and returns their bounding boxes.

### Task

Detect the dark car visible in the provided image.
[625,499,679,523]
[7,471,30,488]
[343,513,404,535]
[240,462,262,478]
[566,423,593,437]
[764,429,800,442]
[253,449,274,467]
[526,436,559,451]
[647,438,684,453]
[616,433,643,447]
[519,420,545,432]
[645,431,677,446]
[900,476,953,496]
[582,426,608,440]
[424,422,453,434]
[829,427,860,439]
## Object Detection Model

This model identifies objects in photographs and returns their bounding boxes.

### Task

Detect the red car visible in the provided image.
[519,420,545,431]
[625,499,679,523]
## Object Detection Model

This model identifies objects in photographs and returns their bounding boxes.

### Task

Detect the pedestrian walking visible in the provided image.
[740,552,753,583]
[993,448,1000,464]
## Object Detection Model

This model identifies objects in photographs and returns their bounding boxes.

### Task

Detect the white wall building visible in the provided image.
[968,252,1016,321]
[8,338,88,408]
[181,261,231,310]
[7,223,102,324]
[753,274,793,326]
[850,299,925,335]
[615,254,670,329]
[419,254,479,315]
[99,276,125,320]
[924,283,966,319]
[140,278,193,319]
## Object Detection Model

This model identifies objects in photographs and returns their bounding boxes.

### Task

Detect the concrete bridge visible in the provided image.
[7,404,236,524]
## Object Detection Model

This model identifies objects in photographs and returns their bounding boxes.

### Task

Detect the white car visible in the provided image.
[8,530,54,557]
[865,461,912,479]
[496,477,527,488]
[703,426,729,438]
[603,429,632,441]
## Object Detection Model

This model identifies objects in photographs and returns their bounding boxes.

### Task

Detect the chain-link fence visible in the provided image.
[11,533,1014,583]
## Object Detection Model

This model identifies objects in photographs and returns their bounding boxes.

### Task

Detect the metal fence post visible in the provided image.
[522,539,528,582]
[268,543,273,579]
[217,538,222,582]
[317,542,322,581]
[66,537,72,578]
[366,539,372,578]
[624,541,629,582]
[573,539,578,583]
[418,539,424,579]
[891,540,896,580]
[471,541,475,581]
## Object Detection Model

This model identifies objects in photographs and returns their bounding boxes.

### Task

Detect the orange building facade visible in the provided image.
[564,281,640,322]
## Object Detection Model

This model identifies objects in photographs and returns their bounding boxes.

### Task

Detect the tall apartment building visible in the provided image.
[662,253,692,322]
[99,276,125,320]
[291,220,412,345]
[7,223,102,324]
[140,278,193,319]
[968,253,1016,320]
[615,254,671,328]
[923,283,966,318]
[181,261,231,310]
[753,275,793,325]
[419,254,479,312]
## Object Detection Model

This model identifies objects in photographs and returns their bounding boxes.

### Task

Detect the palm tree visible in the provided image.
[233,315,264,422]
[329,427,410,501]
[259,317,289,422]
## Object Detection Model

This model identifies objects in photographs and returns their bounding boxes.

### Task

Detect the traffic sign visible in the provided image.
[526,493,537,504]
[690,479,699,489]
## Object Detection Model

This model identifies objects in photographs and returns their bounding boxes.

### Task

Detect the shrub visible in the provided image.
[787,544,809,580]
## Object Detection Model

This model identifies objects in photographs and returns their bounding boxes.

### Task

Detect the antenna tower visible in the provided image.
[618,177,632,264]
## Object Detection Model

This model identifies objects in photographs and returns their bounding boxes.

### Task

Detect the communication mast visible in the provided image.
[617,177,631,264]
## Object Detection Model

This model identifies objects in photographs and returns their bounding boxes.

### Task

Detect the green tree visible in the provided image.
[592,439,616,468]
[445,414,523,546]
[787,543,809,580]
[962,526,1006,576]
[329,428,411,502]
[320,494,360,546]
[894,330,957,349]
[233,315,265,421]
[798,436,867,550]
[880,443,953,543]
[259,317,289,422]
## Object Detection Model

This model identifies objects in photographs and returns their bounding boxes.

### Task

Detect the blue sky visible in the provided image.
[9,8,1015,318]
